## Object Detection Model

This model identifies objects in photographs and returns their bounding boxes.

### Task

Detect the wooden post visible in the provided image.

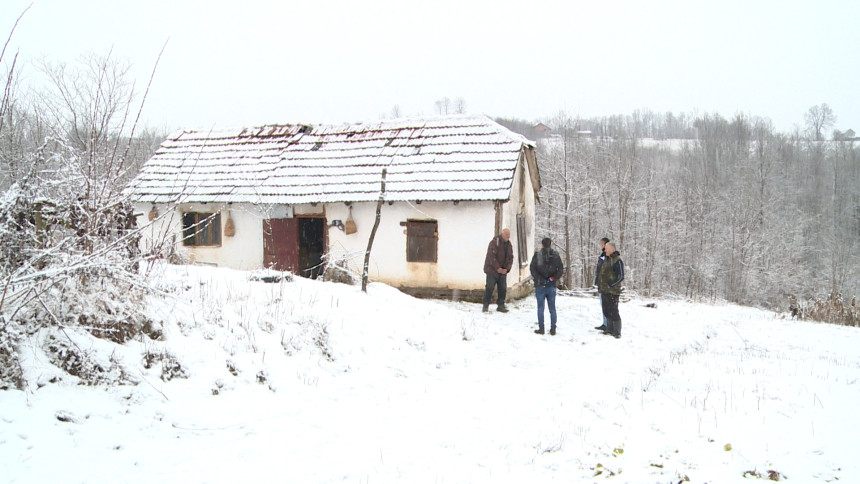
[362,169,387,292]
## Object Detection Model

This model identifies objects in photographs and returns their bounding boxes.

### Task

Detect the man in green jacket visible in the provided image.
[597,242,624,338]
[594,236,610,331]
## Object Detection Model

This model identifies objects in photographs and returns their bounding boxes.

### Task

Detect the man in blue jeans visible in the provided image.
[530,237,565,335]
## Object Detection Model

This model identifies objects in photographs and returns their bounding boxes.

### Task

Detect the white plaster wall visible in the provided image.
[135,202,265,270]
[136,180,537,291]
[135,202,180,256]
[326,201,497,290]
[500,152,538,283]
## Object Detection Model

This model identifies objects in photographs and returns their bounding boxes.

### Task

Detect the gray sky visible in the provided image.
[3,0,858,134]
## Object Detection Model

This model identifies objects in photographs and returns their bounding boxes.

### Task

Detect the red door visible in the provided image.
[263,218,298,272]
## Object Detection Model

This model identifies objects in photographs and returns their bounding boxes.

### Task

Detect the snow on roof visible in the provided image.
[128,114,536,205]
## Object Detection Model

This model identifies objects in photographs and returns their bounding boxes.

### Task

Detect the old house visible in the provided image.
[835,128,856,141]
[531,122,552,138]
[127,115,541,301]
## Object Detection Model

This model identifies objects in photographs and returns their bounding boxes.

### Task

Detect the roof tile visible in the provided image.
[128,114,533,204]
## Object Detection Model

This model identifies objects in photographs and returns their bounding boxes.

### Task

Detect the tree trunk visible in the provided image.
[362,169,387,292]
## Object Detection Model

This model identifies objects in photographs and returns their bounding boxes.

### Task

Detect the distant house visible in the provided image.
[834,128,856,141]
[127,115,542,301]
[532,123,552,138]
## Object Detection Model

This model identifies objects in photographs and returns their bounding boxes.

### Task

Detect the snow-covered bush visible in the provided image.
[0,48,162,389]
[0,323,24,390]
[42,334,135,386]
[322,249,361,285]
[142,348,188,382]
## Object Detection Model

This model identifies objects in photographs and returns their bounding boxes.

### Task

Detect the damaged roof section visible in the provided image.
[128,114,539,205]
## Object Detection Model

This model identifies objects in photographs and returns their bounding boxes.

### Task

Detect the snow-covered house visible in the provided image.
[127,115,541,301]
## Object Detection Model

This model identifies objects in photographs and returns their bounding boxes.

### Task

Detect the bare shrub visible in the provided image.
[226,359,239,376]
[280,320,334,361]
[43,334,134,386]
[314,324,333,361]
[795,293,859,326]
[142,347,187,382]
[1,41,167,386]
[322,251,360,285]
[0,325,24,390]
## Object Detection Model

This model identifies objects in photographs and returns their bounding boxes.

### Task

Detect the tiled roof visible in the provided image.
[127,115,535,204]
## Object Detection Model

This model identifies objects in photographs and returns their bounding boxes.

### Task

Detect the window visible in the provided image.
[182,212,221,246]
[403,220,437,263]
[516,213,528,265]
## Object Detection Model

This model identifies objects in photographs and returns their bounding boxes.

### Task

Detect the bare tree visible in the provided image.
[0,4,30,137]
[1,41,168,389]
[804,103,837,141]
[434,97,451,115]
[362,169,387,292]
[531,107,859,308]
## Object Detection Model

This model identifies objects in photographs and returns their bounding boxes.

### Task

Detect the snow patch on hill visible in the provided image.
[1,263,858,482]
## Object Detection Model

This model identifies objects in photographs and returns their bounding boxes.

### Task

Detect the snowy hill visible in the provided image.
[2,264,858,483]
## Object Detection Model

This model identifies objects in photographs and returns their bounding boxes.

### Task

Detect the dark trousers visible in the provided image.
[483,273,507,308]
[600,293,622,336]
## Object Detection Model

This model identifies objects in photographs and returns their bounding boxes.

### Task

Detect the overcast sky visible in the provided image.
[2,0,858,134]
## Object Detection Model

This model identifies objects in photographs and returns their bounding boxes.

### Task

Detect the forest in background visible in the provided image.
[498,108,859,309]
[2,52,858,315]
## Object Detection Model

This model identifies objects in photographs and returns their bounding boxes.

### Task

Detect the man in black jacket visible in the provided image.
[530,237,564,335]
[594,237,610,331]
[596,242,624,338]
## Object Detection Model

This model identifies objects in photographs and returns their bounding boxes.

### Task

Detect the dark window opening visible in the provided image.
[405,220,437,263]
[183,212,221,246]
[516,213,527,265]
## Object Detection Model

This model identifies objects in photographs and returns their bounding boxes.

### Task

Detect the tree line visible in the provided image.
[498,109,859,310]
[2,18,856,322]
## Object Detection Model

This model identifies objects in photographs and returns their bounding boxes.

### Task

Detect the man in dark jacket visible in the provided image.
[483,228,514,313]
[530,237,564,335]
[597,242,624,338]
[594,237,610,331]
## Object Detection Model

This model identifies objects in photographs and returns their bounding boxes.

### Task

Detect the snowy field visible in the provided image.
[2,264,858,483]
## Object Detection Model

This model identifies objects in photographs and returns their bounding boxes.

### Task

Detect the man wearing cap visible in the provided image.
[597,242,624,338]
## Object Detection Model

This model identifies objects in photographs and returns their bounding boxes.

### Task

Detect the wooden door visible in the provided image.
[263,218,298,272]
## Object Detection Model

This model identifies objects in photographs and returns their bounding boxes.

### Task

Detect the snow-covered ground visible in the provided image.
[2,264,858,483]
